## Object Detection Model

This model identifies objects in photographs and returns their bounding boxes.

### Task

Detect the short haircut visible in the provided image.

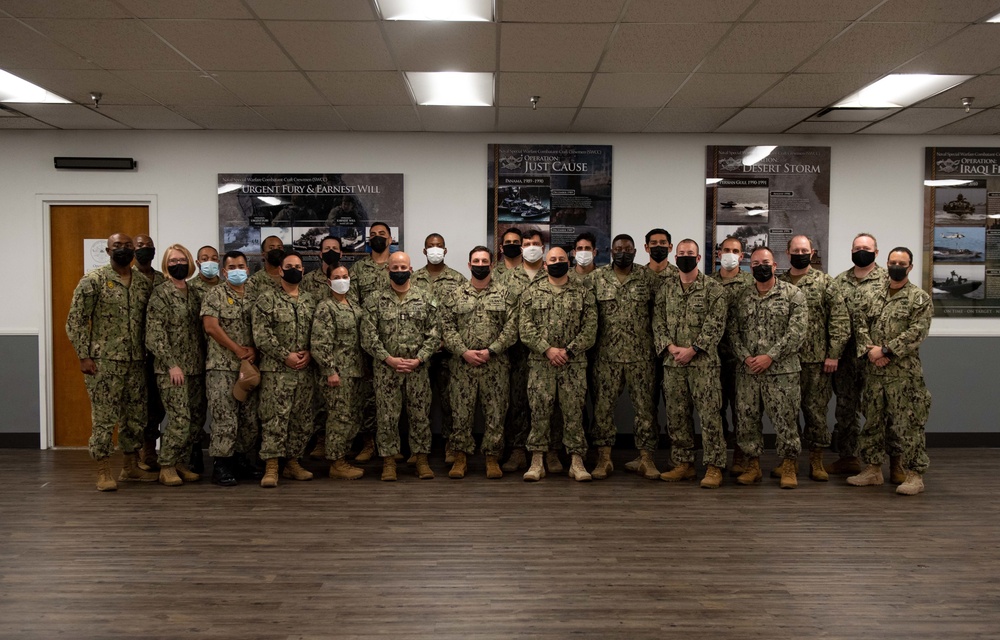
[787,235,813,252]
[889,246,913,263]
[645,228,671,244]
[197,245,218,257]
[502,227,523,241]
[260,235,283,251]
[523,229,544,243]
[750,246,774,261]
[853,232,878,250]
[222,250,247,267]
[424,233,444,247]
[612,233,635,246]
[574,231,597,248]
[720,235,744,251]
[469,245,493,262]
[677,238,700,253]
[281,250,303,266]
[161,243,195,279]
[370,221,391,235]
[321,235,342,249]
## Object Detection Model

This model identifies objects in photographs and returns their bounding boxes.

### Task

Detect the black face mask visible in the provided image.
[752,264,773,283]
[266,248,285,267]
[888,265,909,282]
[612,252,636,269]
[322,250,341,266]
[389,270,411,285]
[470,265,491,280]
[134,247,155,265]
[546,262,569,278]
[502,243,522,259]
[110,248,134,267]
[852,250,876,268]
[167,263,189,280]
[281,268,303,285]
[649,246,670,263]
[676,256,698,274]
[789,253,812,269]
[370,236,388,253]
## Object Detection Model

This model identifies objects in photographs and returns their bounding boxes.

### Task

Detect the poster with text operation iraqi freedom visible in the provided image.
[705,146,830,274]
[218,173,403,274]
[488,144,612,264]
[923,147,1000,317]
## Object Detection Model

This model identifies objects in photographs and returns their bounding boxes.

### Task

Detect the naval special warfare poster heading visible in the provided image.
[705,146,831,274]
[487,144,612,264]
[218,173,404,274]
[923,147,1000,318]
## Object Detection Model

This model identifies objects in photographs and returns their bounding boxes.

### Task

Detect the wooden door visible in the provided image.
[51,206,149,447]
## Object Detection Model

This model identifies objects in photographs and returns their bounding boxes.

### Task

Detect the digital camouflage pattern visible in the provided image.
[156,372,206,467]
[82,360,147,459]
[187,275,221,309]
[311,297,367,460]
[146,281,206,375]
[245,267,281,302]
[200,282,254,372]
[711,270,753,434]
[349,255,390,305]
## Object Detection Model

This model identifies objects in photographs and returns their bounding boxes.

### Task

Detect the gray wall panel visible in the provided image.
[0,335,40,435]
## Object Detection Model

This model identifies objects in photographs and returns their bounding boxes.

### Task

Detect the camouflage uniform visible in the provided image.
[519,277,598,456]
[245,268,281,302]
[187,275,221,307]
[137,269,167,443]
[311,297,367,461]
[440,279,519,456]
[66,264,152,459]
[654,272,729,467]
[589,265,658,451]
[649,263,681,433]
[711,270,753,436]
[729,280,808,460]
[350,256,390,438]
[778,268,850,450]
[300,266,332,301]
[145,281,207,467]
[831,265,890,457]
[361,286,440,457]
[852,282,932,474]
[252,288,318,460]
[201,282,258,458]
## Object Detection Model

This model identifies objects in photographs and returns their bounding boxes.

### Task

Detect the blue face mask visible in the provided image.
[200,261,220,278]
[226,269,248,286]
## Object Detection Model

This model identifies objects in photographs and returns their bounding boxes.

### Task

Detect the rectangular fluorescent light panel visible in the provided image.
[406,72,493,106]
[0,69,71,103]
[378,0,493,21]
[833,74,972,109]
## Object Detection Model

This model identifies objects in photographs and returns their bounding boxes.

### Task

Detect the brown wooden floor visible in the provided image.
[1,448,998,640]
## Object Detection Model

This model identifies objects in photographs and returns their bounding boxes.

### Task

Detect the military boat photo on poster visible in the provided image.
[218,173,404,273]
[487,144,612,264]
[923,147,1000,317]
[705,146,831,273]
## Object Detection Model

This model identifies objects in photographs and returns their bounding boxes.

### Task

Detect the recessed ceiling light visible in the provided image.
[406,72,493,106]
[377,0,493,21]
[833,74,972,109]
[0,69,71,103]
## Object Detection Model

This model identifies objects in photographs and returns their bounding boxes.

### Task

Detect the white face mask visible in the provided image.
[720,253,741,270]
[574,250,594,267]
[522,245,544,263]
[330,279,351,295]
[425,247,445,265]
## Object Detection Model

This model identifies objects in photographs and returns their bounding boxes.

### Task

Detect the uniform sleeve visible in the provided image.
[766,288,808,362]
[727,290,751,362]
[200,288,220,318]
[567,286,598,354]
[694,283,728,352]
[652,283,671,357]
[851,291,874,359]
[252,293,287,365]
[360,299,391,363]
[887,291,932,358]
[309,302,338,376]
[518,288,549,355]
[489,291,520,355]
[145,289,177,369]
[439,291,469,356]
[416,298,441,364]
[66,275,98,360]
[824,281,851,360]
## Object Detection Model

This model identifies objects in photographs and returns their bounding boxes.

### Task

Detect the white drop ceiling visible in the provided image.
[1,0,1000,133]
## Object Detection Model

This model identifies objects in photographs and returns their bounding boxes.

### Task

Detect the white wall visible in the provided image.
[2,128,998,342]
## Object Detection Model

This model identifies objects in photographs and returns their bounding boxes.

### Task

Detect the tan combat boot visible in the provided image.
[568,454,592,482]
[354,435,376,463]
[896,470,924,496]
[736,457,762,485]
[889,455,906,485]
[700,465,723,489]
[174,462,200,482]
[809,449,829,481]
[260,458,279,488]
[660,461,696,482]
[591,446,613,480]
[119,451,158,482]
[545,450,564,474]
[502,448,527,472]
[415,453,435,479]
[485,455,503,479]
[636,450,661,479]
[158,465,183,486]
[448,452,467,479]
[137,439,160,472]
[95,457,117,491]
[624,453,642,472]
[778,458,798,489]
[523,452,545,482]
[282,458,314,481]
[730,446,747,477]
[381,456,397,481]
[308,433,326,460]
[847,464,884,486]
[329,458,363,480]
[826,455,862,475]
[445,445,456,465]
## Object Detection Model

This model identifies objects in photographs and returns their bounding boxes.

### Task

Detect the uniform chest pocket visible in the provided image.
[483,299,506,313]
[219,303,243,320]
[768,300,789,316]
[531,297,551,311]
[562,296,583,312]
[454,301,476,316]
[274,308,295,323]
[890,305,910,320]
[335,312,358,332]
[631,284,650,301]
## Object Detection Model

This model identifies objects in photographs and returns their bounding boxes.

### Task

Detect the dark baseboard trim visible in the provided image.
[0,433,40,448]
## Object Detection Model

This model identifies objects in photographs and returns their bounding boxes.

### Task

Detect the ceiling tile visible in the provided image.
[0,116,54,128]
[383,21,495,72]
[864,0,1000,22]
[929,108,1000,133]
[624,0,755,22]
[742,0,882,21]
[116,0,252,19]
[502,0,625,22]
[667,73,783,107]
[252,106,348,130]
[266,21,394,71]
[798,23,965,73]
[497,107,575,132]
[500,23,613,72]
[751,72,881,107]
[336,105,421,131]
[147,20,294,71]
[12,103,129,129]
[417,106,495,131]
[96,105,200,129]
[584,73,686,108]
[497,72,591,107]
[571,107,659,132]
[896,25,1000,74]
[644,107,740,132]
[308,71,411,106]
[170,105,275,129]
[213,72,327,106]
[860,108,984,134]
[714,107,816,133]
[700,22,848,73]
[112,71,242,106]
[785,121,870,134]
[919,74,1000,108]
[0,0,129,18]
[7,69,156,105]
[601,23,730,73]
[26,18,194,70]
[0,19,95,69]
[245,0,375,20]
